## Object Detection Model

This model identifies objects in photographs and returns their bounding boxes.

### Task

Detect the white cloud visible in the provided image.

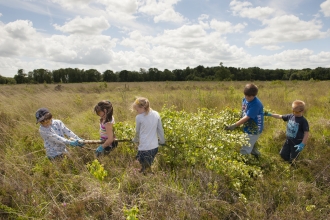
[53,16,110,35]
[156,25,208,48]
[98,0,138,14]
[4,20,35,40]
[320,0,330,17]
[138,0,180,15]
[310,51,330,63]
[51,0,92,9]
[120,30,152,50]
[117,24,249,70]
[138,0,185,23]
[273,48,313,62]
[0,20,45,57]
[1,0,330,77]
[0,19,117,66]
[154,8,185,23]
[230,0,275,20]
[245,49,330,69]
[45,34,117,64]
[268,0,305,12]
[210,19,245,34]
[262,45,283,50]
[198,14,209,21]
[269,48,330,69]
[246,15,327,46]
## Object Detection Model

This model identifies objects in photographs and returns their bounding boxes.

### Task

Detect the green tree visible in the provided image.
[14,69,27,84]
[119,70,129,82]
[85,69,101,82]
[215,66,232,81]
[103,70,118,82]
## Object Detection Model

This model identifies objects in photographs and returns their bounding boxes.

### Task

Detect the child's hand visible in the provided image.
[264,111,272,116]
[77,138,85,147]
[69,140,80,147]
[224,124,237,131]
[294,143,305,152]
[95,145,104,157]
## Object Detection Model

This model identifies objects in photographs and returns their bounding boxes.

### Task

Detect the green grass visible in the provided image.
[1,81,330,219]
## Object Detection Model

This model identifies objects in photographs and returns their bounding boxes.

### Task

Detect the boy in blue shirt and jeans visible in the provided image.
[225,83,264,159]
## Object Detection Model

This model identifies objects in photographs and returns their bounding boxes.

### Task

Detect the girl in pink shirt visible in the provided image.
[94,100,117,156]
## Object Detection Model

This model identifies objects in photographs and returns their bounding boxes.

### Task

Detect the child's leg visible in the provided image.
[137,148,159,174]
[143,148,159,173]
[240,134,261,155]
[251,141,261,156]
[289,140,301,162]
[136,151,147,172]
[279,140,291,161]
[146,147,158,166]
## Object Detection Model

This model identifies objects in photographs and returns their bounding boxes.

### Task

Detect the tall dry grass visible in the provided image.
[0,80,330,219]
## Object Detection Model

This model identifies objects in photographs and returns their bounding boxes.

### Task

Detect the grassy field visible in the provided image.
[1,81,330,219]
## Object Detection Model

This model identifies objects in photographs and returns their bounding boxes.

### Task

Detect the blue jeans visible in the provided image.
[136,147,158,170]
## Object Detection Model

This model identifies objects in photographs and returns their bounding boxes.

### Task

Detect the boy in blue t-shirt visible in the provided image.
[225,83,264,158]
[265,100,309,163]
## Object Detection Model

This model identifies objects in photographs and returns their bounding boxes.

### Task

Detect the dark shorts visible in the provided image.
[104,140,118,155]
[136,147,158,168]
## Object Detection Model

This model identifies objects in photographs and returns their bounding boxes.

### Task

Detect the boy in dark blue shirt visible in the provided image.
[265,100,309,163]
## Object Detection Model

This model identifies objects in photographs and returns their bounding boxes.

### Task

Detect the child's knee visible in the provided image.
[280,152,290,161]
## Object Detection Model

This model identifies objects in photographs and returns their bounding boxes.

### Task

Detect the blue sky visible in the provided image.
[0,0,329,77]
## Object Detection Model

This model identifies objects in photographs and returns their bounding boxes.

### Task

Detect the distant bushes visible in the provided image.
[1,66,330,84]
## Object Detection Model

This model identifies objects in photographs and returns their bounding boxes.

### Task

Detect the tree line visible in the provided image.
[1,64,330,84]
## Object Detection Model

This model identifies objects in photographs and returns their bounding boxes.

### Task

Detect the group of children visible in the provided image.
[36,83,310,174]
[225,83,309,163]
[36,97,165,174]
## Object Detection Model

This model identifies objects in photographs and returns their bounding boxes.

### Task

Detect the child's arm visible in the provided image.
[60,121,81,139]
[301,131,309,145]
[294,131,309,152]
[265,112,282,119]
[132,118,141,143]
[39,129,78,146]
[225,115,249,130]
[157,118,165,145]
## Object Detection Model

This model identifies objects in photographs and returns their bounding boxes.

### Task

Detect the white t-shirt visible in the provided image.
[133,109,165,151]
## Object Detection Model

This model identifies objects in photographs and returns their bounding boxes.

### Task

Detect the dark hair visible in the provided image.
[94,100,113,123]
[244,83,258,96]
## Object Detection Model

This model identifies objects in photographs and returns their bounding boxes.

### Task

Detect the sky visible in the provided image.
[0,0,330,77]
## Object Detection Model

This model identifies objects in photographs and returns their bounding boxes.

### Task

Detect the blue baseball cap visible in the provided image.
[35,108,50,124]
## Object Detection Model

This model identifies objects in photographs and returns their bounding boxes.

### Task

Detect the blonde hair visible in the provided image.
[131,97,151,114]
[292,100,305,112]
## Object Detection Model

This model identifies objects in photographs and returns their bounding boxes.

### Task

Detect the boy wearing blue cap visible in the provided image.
[35,108,84,160]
